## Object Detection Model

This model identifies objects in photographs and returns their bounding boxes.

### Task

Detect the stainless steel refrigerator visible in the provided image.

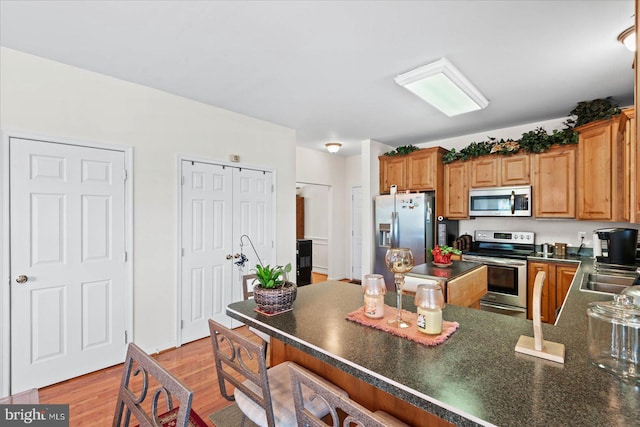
[374,192,435,289]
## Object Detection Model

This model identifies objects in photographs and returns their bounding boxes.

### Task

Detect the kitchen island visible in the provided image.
[405,261,487,308]
[227,264,640,426]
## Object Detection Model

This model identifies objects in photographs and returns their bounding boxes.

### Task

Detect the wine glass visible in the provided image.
[385,248,414,328]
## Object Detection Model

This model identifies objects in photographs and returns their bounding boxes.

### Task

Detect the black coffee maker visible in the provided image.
[595,228,638,265]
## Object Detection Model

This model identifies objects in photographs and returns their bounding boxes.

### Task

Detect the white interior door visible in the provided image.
[180,162,273,341]
[351,186,363,281]
[180,162,233,342]
[233,168,273,276]
[10,137,127,393]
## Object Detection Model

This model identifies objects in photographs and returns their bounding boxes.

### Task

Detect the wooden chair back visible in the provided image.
[208,319,276,425]
[289,363,407,427]
[113,343,198,427]
[243,274,258,300]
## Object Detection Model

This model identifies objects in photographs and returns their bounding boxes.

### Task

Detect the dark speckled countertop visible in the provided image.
[406,260,484,281]
[227,258,640,427]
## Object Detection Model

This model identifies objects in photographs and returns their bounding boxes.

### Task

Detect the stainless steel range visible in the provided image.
[462,230,535,318]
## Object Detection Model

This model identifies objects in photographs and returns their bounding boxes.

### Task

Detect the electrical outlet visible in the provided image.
[230,154,240,162]
[578,231,586,241]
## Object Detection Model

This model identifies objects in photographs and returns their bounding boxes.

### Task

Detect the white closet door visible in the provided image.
[181,161,233,342]
[10,137,127,393]
[180,163,274,340]
[233,168,274,284]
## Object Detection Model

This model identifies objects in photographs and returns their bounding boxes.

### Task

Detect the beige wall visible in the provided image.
[0,48,297,355]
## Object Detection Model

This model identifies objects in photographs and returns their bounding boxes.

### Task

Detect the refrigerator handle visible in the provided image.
[391,211,399,247]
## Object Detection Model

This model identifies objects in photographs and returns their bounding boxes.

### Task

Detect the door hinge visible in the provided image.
[125,330,128,344]
[180,320,184,329]
[123,169,128,181]
[181,176,185,185]
[124,251,128,262]
[181,248,185,257]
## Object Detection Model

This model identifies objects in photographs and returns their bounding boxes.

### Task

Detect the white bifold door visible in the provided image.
[180,161,273,343]
[10,137,128,393]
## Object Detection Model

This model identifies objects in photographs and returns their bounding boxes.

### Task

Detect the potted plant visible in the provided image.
[252,263,297,314]
[430,245,461,266]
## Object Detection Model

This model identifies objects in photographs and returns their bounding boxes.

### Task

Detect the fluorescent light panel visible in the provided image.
[395,58,489,117]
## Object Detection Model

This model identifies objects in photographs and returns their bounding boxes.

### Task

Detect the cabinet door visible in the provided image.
[555,264,578,318]
[533,145,576,218]
[528,262,553,323]
[446,265,487,308]
[577,119,616,220]
[407,149,437,190]
[444,161,469,219]
[501,153,530,185]
[470,156,499,188]
[620,109,639,222]
[379,156,407,193]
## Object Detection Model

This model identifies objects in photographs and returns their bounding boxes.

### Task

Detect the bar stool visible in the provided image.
[209,319,342,427]
[113,343,207,427]
[288,363,410,427]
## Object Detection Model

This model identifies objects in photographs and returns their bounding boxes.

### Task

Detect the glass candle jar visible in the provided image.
[415,283,445,334]
[363,274,386,319]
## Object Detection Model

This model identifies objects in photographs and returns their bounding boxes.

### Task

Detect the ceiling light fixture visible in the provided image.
[618,26,636,51]
[395,58,489,117]
[325,142,342,154]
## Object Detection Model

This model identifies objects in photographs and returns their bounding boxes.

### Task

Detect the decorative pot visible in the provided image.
[253,281,297,314]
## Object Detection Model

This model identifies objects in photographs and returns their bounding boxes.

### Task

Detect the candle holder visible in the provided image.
[385,248,414,328]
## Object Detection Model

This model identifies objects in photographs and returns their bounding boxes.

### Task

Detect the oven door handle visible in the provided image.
[481,301,526,314]
[464,257,526,267]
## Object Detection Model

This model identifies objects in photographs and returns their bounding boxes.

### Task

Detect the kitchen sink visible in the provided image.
[580,272,637,294]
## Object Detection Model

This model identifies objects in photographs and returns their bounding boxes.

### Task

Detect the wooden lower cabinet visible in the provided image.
[446,265,488,309]
[527,261,578,324]
[270,338,455,427]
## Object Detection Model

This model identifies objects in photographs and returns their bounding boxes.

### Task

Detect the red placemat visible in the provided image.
[346,305,459,346]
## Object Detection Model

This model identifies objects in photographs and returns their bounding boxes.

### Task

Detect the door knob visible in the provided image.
[234,253,241,258]
[16,275,28,284]
[226,254,232,260]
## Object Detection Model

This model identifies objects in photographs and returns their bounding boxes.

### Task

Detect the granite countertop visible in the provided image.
[227,260,640,427]
[406,260,484,282]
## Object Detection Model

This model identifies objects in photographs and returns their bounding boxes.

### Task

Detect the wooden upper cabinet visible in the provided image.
[532,145,576,218]
[619,109,638,222]
[501,153,530,186]
[576,117,625,221]
[470,153,529,188]
[443,160,469,219]
[379,156,407,194]
[379,147,446,194]
[470,156,500,187]
[407,148,444,190]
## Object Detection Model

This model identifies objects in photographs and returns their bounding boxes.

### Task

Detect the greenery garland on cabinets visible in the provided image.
[383,145,420,156]
[441,98,620,164]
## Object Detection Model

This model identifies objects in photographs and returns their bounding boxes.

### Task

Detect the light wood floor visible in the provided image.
[38,274,353,425]
[39,327,263,426]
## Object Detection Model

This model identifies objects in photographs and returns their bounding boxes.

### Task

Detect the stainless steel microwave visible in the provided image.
[469,185,531,217]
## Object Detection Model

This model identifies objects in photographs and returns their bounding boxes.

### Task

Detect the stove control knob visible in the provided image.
[514,235,518,240]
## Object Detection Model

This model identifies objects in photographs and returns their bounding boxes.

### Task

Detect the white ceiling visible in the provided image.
[0,0,635,157]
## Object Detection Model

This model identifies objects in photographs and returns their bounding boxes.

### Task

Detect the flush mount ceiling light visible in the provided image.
[395,58,489,117]
[325,142,342,154]
[618,26,636,51]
